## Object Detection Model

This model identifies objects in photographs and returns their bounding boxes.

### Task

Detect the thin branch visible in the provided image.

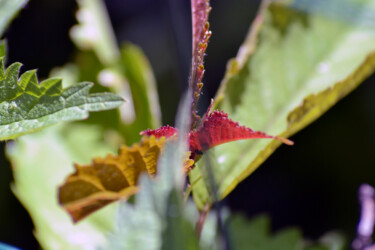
[353,183,375,250]
[189,0,212,129]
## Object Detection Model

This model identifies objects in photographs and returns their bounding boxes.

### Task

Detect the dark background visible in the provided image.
[1,0,375,249]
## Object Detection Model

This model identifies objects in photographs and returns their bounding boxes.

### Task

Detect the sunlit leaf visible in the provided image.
[190,0,375,209]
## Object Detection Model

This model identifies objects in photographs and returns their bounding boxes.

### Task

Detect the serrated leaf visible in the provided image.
[0,56,124,140]
[0,0,27,37]
[142,108,292,162]
[6,124,118,249]
[190,0,375,208]
[188,109,293,155]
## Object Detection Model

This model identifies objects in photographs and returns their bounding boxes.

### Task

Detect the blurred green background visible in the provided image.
[1,0,375,248]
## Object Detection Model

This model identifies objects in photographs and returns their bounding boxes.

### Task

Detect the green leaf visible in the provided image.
[0,56,124,140]
[119,42,161,144]
[6,124,118,249]
[190,0,375,208]
[0,0,27,37]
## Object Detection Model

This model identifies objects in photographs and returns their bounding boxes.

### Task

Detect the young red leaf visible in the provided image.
[189,110,294,154]
[141,101,293,162]
[140,125,177,138]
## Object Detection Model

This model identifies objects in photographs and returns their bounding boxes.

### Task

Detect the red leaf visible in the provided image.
[189,110,293,153]
[140,125,177,138]
[141,102,293,162]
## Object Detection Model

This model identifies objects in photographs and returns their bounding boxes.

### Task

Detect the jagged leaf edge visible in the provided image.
[0,56,124,141]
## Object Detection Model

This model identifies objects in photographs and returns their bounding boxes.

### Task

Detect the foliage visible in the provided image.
[1,0,375,249]
[190,0,375,209]
[142,106,292,160]
[58,135,194,222]
[0,59,123,140]
[0,1,124,141]
[7,125,118,249]
[102,92,200,250]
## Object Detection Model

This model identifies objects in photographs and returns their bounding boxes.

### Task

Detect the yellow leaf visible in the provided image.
[58,135,172,222]
[58,135,194,222]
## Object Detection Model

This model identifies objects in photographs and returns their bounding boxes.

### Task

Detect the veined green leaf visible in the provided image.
[6,124,118,250]
[190,0,375,208]
[0,56,124,141]
[0,0,27,37]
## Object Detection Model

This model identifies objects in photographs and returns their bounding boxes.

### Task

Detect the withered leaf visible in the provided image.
[59,136,165,222]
